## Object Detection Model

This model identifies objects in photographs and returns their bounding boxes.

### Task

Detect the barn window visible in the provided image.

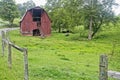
[32,9,43,22]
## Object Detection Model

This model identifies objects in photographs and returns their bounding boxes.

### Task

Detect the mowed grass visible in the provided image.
[0,28,120,80]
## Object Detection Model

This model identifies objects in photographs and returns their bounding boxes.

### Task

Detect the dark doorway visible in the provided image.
[33,29,40,36]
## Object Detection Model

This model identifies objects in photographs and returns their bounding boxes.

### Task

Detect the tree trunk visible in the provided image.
[58,26,61,33]
[92,20,102,37]
[92,26,100,37]
[88,16,93,40]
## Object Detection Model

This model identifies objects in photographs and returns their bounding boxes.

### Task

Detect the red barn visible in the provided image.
[20,6,51,36]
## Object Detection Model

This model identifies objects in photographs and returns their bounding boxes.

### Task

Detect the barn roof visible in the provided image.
[28,6,43,11]
[20,10,28,22]
[20,6,51,22]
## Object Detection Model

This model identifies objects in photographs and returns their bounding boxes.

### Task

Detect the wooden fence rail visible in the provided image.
[1,31,29,80]
[1,31,5,57]
[108,71,120,79]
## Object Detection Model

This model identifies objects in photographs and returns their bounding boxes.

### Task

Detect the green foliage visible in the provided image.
[45,0,83,33]
[13,18,20,27]
[0,18,20,28]
[17,0,36,17]
[81,0,117,39]
[0,0,20,26]
[0,18,9,28]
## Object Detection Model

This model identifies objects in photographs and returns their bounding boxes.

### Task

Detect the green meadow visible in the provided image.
[0,27,120,80]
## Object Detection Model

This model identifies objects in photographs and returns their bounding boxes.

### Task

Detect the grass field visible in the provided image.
[0,27,120,80]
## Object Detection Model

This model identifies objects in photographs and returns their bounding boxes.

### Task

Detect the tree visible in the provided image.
[0,0,19,26]
[45,0,65,32]
[81,0,117,40]
[17,0,36,17]
[45,0,83,32]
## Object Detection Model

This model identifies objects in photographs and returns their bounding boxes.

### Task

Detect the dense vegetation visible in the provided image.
[0,0,36,27]
[0,0,19,26]
[45,0,118,39]
[17,0,36,16]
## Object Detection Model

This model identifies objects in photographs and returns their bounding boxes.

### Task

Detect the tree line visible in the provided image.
[0,0,119,39]
[45,0,118,39]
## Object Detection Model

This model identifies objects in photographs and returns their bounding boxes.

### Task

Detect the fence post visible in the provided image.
[99,54,108,80]
[23,49,29,80]
[8,42,12,69]
[6,30,10,40]
[1,31,5,57]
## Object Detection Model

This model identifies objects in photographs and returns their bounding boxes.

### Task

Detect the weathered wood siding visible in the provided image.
[41,11,51,36]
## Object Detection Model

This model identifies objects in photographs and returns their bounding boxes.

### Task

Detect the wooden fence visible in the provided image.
[99,55,108,80]
[1,31,29,80]
[99,55,120,80]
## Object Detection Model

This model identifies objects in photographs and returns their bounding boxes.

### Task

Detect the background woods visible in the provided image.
[45,0,118,39]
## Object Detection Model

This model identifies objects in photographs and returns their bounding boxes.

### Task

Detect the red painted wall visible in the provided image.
[41,11,51,36]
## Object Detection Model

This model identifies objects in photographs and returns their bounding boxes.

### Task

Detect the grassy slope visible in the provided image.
[0,28,120,80]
